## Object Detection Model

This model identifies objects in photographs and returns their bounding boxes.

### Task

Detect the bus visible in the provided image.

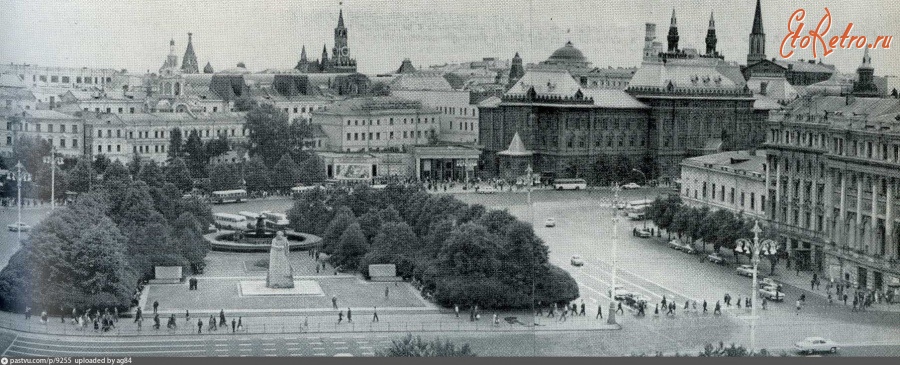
[260,211,290,228]
[210,189,248,204]
[238,211,261,228]
[625,199,654,220]
[553,178,588,190]
[213,213,249,230]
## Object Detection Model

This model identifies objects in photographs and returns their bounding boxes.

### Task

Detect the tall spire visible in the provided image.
[181,32,199,74]
[300,45,308,62]
[161,39,178,72]
[752,0,764,34]
[747,0,767,65]
[705,12,718,56]
[337,8,345,28]
[853,48,878,97]
[860,47,873,69]
[667,9,679,52]
[507,52,525,90]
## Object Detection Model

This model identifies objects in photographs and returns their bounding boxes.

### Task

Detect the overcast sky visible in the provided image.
[1,0,897,76]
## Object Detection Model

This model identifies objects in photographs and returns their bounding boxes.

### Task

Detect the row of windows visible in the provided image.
[770,128,900,163]
[450,121,475,131]
[282,105,323,114]
[690,182,765,212]
[9,123,79,134]
[5,136,77,148]
[439,106,476,117]
[96,128,245,139]
[31,74,111,84]
[345,130,433,141]
[345,117,436,126]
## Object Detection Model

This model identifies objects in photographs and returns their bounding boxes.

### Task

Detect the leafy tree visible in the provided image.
[171,212,209,273]
[245,104,290,167]
[137,160,165,188]
[127,152,142,177]
[376,334,476,357]
[165,157,193,192]
[208,163,242,192]
[330,223,368,271]
[204,135,230,161]
[287,192,332,235]
[35,165,68,202]
[361,222,418,277]
[297,154,326,184]
[102,161,132,202]
[67,156,95,193]
[243,157,271,193]
[271,153,301,190]
[93,154,111,175]
[167,127,183,161]
[322,206,357,253]
[183,130,207,178]
[6,135,51,174]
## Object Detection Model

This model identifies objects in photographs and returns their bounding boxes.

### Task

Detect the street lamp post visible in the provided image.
[608,183,621,324]
[525,164,535,327]
[11,161,30,246]
[43,147,62,210]
[631,169,649,229]
[735,220,778,353]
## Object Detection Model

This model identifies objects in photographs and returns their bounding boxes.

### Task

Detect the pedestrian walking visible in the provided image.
[40,310,48,324]
[455,304,459,318]
[653,304,659,318]
[762,298,768,310]
[186,309,190,323]
[492,313,498,326]
[795,300,802,315]
[24,306,31,320]
[684,300,689,310]
[560,308,568,322]
[347,308,352,323]
[616,302,624,315]
[232,318,236,333]
[737,296,742,309]
[713,301,722,315]
[134,308,142,323]
[843,293,849,305]
[580,302,586,316]
[800,294,806,303]
[745,297,750,308]
[237,317,242,331]
[373,307,379,322]
[702,300,708,313]
[338,311,344,324]
[153,301,159,314]
[596,304,603,319]
[113,307,118,322]
[661,295,667,308]
[153,314,160,330]
[209,315,217,331]
[547,305,555,318]
[852,296,859,312]
[827,292,833,304]
[385,286,389,299]
[219,309,226,327]
[332,296,338,309]
[197,318,203,334]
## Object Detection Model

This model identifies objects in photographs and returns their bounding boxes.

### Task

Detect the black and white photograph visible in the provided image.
[0,0,898,360]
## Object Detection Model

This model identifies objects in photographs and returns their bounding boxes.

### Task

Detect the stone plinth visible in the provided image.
[239,280,324,297]
[266,231,294,288]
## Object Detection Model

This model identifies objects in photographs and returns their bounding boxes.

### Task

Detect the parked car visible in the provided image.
[794,337,839,354]
[477,186,498,194]
[7,222,30,232]
[679,243,697,254]
[707,253,726,265]
[636,228,652,238]
[668,239,683,250]
[759,278,783,291]
[545,218,556,227]
[759,287,785,302]
[621,183,641,190]
[625,293,650,309]
[736,265,758,277]
[613,286,632,301]
[570,255,584,267]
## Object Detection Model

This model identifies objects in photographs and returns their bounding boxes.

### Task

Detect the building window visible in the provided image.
[740,192,745,207]
[59,139,65,148]
[390,132,394,139]
[702,182,707,198]
[712,184,716,200]
[729,188,735,204]
[346,133,351,140]
[72,139,78,147]
[98,145,102,152]
[750,193,756,210]
[354,133,358,141]
[48,124,53,133]
[72,124,77,133]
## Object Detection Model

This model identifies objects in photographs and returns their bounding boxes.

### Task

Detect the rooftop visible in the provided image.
[682,150,767,175]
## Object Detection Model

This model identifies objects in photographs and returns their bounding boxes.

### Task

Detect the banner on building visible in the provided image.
[334,163,371,180]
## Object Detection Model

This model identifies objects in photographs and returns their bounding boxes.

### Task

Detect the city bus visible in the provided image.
[210,189,248,204]
[553,178,588,190]
[213,213,249,231]
[625,199,654,220]
[260,211,290,229]
[238,211,262,228]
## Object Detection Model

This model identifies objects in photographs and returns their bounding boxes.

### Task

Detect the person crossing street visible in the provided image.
[596,304,603,319]
[713,301,722,315]
[197,318,203,334]
[372,307,379,322]
[616,302,624,315]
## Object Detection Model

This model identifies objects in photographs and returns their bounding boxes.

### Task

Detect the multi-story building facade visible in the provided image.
[0,64,130,91]
[84,112,247,163]
[1,110,84,157]
[389,72,478,144]
[681,150,767,219]
[478,68,650,178]
[311,97,441,153]
[764,53,900,297]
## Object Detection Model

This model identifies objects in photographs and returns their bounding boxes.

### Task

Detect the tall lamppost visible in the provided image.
[43,147,62,210]
[525,165,535,325]
[631,168,649,229]
[734,220,779,353]
[608,182,621,324]
[11,161,31,246]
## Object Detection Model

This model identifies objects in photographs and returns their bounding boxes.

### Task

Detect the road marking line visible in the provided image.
[14,339,204,349]
[359,346,373,350]
[362,352,375,356]
[286,342,300,346]
[8,345,196,355]
[313,347,326,351]
[239,349,252,352]
[288,347,304,351]
[215,349,228,352]
[290,353,304,356]
[1,334,18,357]
[238,343,253,346]
[309,342,324,345]
[265,355,277,357]
[333,341,346,345]
[314,353,327,356]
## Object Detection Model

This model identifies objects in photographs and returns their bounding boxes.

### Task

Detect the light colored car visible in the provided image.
[615,201,627,210]
[668,239,683,250]
[570,255,584,267]
[612,286,632,300]
[7,222,31,232]
[794,337,839,354]
[636,228,652,238]
[736,264,757,277]
[759,278,783,291]
[758,287,785,302]
[679,243,697,254]
[707,253,726,265]
[545,218,556,227]
[621,183,641,190]
[476,186,498,194]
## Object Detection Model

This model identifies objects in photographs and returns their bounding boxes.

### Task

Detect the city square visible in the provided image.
[1,0,899,359]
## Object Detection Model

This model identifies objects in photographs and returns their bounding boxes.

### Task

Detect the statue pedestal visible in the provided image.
[266,232,295,289]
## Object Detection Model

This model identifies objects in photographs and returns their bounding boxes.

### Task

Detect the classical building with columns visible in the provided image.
[763,53,900,297]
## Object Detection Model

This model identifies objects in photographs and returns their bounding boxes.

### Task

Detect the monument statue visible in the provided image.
[266,231,295,288]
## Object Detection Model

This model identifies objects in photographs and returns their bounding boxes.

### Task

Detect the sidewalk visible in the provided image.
[765,261,900,313]
[0,309,620,338]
